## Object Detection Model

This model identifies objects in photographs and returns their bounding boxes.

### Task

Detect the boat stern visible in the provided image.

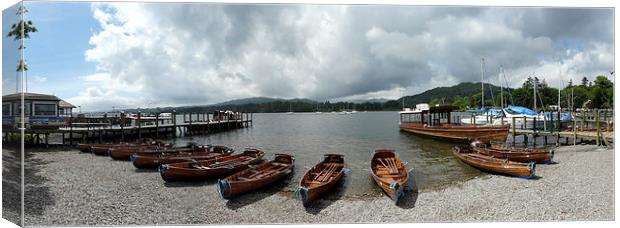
[216,179,232,199]
[526,162,536,179]
[294,187,309,206]
[389,182,405,205]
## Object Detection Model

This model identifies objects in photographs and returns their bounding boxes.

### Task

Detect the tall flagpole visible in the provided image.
[20,1,26,226]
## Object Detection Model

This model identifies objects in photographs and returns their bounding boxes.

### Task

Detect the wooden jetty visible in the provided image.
[2,111,253,147]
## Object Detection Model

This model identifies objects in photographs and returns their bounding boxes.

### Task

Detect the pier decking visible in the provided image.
[2,111,253,146]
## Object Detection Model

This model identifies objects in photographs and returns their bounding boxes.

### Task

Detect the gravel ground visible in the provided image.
[15,145,614,226]
[2,146,21,225]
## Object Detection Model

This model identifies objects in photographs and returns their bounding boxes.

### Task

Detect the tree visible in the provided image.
[581,77,589,87]
[590,75,613,109]
[7,5,37,92]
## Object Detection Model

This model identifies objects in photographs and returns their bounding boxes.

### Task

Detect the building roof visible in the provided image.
[2,92,61,102]
[59,100,76,108]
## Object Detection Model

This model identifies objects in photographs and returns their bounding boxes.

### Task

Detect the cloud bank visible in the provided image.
[72,3,613,111]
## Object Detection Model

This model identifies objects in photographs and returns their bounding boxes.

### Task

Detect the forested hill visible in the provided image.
[124,82,509,113]
[393,82,507,107]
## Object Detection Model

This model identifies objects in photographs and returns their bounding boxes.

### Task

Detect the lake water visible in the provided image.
[169,111,483,197]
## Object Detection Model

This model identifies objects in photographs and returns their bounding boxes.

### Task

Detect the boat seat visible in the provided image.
[379,174,403,178]
[237,177,251,181]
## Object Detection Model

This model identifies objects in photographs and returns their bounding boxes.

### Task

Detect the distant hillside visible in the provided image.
[120,82,512,113]
[390,82,510,107]
[215,97,281,106]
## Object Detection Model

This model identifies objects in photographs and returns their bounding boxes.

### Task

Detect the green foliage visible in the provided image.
[590,76,613,109]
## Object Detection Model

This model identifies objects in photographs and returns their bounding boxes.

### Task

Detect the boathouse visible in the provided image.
[1,92,75,129]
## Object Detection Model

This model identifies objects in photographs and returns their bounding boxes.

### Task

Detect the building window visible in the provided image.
[34,104,56,116]
[2,104,9,115]
[14,102,31,116]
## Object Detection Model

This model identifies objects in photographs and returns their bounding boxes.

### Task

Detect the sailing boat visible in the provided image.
[286,102,294,115]
[315,102,322,114]
[461,58,502,125]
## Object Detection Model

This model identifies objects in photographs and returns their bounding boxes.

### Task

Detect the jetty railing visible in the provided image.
[2,111,253,146]
[458,109,613,147]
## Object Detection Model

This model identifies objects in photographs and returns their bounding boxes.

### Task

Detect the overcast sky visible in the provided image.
[2,2,614,111]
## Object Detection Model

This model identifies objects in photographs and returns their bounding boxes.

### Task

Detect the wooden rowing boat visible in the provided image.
[78,143,134,153]
[452,146,536,178]
[370,149,409,205]
[91,144,167,156]
[217,154,294,198]
[131,145,234,169]
[294,154,345,206]
[470,141,553,164]
[78,138,162,153]
[108,143,194,160]
[159,148,265,182]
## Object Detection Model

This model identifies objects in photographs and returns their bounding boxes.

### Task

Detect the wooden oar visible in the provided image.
[387,158,398,174]
[312,164,333,182]
[321,163,339,182]
[249,165,289,179]
[208,157,250,168]
[313,163,335,182]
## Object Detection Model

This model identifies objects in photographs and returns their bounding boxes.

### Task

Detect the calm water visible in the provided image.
[169,111,482,197]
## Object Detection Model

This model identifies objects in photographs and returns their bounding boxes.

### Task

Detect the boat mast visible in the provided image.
[481,58,485,109]
[558,69,561,111]
[533,75,537,112]
[500,66,504,108]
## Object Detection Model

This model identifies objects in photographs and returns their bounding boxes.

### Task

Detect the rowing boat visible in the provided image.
[131,145,234,169]
[452,146,535,178]
[159,148,265,182]
[371,149,409,204]
[108,143,197,160]
[217,154,294,198]
[470,141,553,163]
[294,154,345,206]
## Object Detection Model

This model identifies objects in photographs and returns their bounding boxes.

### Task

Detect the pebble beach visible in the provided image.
[2,144,614,226]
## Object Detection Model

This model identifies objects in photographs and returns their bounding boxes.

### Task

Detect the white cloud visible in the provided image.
[74,3,612,110]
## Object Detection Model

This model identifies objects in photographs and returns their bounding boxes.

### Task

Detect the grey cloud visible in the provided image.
[81,3,613,109]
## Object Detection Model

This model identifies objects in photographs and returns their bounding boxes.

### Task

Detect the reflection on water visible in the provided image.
[168,111,482,197]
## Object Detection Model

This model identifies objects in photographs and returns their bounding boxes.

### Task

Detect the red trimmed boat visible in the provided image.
[470,141,553,164]
[131,145,234,169]
[217,154,294,198]
[371,149,409,205]
[294,154,345,206]
[453,146,536,178]
[159,148,265,182]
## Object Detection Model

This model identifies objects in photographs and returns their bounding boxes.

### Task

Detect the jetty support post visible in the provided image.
[189,112,193,135]
[137,111,142,139]
[596,109,601,146]
[573,111,577,146]
[69,114,73,146]
[172,110,177,137]
[556,110,561,145]
[155,112,159,139]
[120,112,125,142]
[512,117,516,147]
[523,117,527,130]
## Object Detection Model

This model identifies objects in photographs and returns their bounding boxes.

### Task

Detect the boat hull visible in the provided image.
[370,149,409,204]
[131,146,233,169]
[472,144,553,164]
[400,123,509,143]
[452,146,535,178]
[295,154,345,205]
[217,154,294,198]
[159,149,265,182]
